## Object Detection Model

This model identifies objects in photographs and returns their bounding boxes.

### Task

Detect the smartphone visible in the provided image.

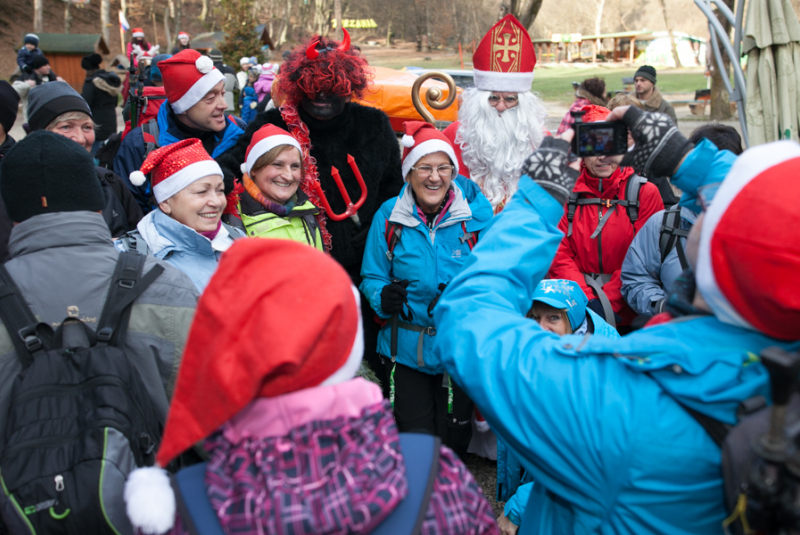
[571,121,629,157]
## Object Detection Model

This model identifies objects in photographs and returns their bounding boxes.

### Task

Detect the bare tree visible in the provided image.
[658,0,683,67]
[334,0,342,40]
[101,0,111,44]
[508,0,545,29]
[709,0,733,119]
[201,0,209,21]
[65,1,73,33]
[34,0,43,32]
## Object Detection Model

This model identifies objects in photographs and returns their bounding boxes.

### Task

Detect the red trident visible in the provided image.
[309,154,368,226]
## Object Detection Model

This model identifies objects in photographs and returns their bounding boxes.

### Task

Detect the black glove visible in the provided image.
[381,282,408,315]
[620,106,693,178]
[521,137,580,205]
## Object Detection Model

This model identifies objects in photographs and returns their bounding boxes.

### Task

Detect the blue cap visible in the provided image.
[532,279,589,331]
[149,54,172,82]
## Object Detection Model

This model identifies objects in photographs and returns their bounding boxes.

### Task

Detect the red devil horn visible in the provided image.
[337,28,351,52]
[306,39,320,60]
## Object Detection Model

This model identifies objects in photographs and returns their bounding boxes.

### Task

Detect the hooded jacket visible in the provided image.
[433,171,800,534]
[147,378,498,535]
[82,70,122,141]
[0,211,198,435]
[238,189,323,250]
[122,209,242,292]
[360,177,493,374]
[549,166,664,324]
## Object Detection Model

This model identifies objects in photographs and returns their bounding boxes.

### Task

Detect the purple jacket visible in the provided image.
[151,379,499,535]
[253,70,275,102]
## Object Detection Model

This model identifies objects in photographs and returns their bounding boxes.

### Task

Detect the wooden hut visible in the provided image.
[32,33,110,92]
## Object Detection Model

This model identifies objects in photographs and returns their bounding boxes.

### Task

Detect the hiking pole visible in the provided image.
[128,52,139,127]
[133,57,147,129]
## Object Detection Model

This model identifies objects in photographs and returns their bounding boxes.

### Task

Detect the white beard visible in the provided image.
[455,89,548,209]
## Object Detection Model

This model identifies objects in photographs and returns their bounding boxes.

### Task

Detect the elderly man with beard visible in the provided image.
[216,30,404,389]
[443,14,548,213]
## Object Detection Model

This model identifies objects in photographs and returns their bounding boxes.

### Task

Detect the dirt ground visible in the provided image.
[465,454,505,518]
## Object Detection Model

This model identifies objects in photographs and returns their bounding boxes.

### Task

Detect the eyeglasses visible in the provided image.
[411,165,455,178]
[488,95,519,107]
[698,182,722,212]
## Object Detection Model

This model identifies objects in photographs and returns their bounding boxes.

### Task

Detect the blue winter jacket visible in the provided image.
[621,139,738,316]
[117,209,243,292]
[360,177,493,375]
[113,102,245,211]
[620,206,697,316]
[433,160,800,533]
[16,46,43,71]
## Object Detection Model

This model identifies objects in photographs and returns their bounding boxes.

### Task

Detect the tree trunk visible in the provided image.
[200,0,208,21]
[164,7,172,53]
[424,0,431,52]
[710,0,733,119]
[594,0,605,56]
[658,0,683,67]
[101,0,110,44]
[508,0,545,29]
[334,0,342,40]
[173,0,182,48]
[386,18,392,46]
[451,0,461,49]
[65,1,72,34]
[34,0,43,32]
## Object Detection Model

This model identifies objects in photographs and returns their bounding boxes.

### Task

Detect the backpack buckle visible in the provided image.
[602,199,613,208]
[21,333,43,353]
[96,327,114,343]
[119,279,135,289]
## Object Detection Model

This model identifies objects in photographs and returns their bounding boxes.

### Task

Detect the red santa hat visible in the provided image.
[130,138,222,203]
[472,14,536,93]
[696,140,800,340]
[580,104,610,123]
[158,49,225,114]
[240,124,302,176]
[155,238,362,466]
[177,31,189,39]
[132,28,145,39]
[400,121,459,180]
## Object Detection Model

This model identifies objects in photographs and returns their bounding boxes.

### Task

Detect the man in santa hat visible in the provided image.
[114,49,246,212]
[216,30,404,388]
[443,14,548,212]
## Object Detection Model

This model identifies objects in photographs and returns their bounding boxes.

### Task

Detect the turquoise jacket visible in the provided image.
[433,166,799,533]
[360,176,492,374]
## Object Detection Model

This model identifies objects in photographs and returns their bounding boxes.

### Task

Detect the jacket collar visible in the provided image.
[642,86,664,109]
[573,165,635,199]
[388,179,473,229]
[8,212,113,258]
[138,209,233,258]
[156,102,244,158]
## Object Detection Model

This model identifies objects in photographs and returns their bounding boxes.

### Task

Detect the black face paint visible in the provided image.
[301,93,347,121]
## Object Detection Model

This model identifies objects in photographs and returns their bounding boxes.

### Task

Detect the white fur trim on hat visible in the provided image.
[195,55,213,74]
[124,467,176,535]
[130,170,147,187]
[402,139,459,180]
[245,135,302,176]
[696,140,800,331]
[473,69,533,93]
[152,159,223,203]
[170,67,225,115]
[321,287,364,387]
[240,57,251,66]
[132,31,145,38]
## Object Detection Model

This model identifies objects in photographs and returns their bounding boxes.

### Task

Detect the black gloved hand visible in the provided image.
[521,137,580,205]
[381,281,409,315]
[619,106,693,178]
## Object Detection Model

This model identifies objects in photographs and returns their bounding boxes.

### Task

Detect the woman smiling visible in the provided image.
[235,125,322,249]
[120,138,244,292]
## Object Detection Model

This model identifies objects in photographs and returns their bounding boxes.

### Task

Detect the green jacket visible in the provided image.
[238,190,323,251]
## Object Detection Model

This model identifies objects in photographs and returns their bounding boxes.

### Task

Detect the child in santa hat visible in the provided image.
[233,124,323,249]
[124,238,499,535]
[360,121,493,460]
[119,138,244,292]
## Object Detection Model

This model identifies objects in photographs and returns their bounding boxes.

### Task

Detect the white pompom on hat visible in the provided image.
[158,49,225,114]
[400,121,459,181]
[242,124,302,176]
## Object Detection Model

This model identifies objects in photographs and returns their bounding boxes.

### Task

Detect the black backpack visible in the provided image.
[658,206,690,271]
[0,252,164,535]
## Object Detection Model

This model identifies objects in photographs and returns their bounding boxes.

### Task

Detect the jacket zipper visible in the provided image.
[597,204,604,274]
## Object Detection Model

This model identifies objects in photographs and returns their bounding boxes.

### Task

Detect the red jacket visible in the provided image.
[549,165,664,324]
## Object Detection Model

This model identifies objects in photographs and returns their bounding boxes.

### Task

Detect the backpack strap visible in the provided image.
[659,206,691,270]
[301,213,319,248]
[566,192,581,237]
[0,266,50,368]
[141,119,160,154]
[121,230,151,256]
[458,221,478,250]
[385,222,403,262]
[620,174,647,226]
[96,251,164,347]
[372,433,441,535]
[221,222,243,240]
[583,273,616,328]
[171,463,225,535]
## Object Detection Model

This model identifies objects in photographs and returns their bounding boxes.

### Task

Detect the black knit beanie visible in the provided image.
[27,82,92,132]
[0,81,20,134]
[0,131,104,222]
[634,65,657,85]
[29,55,49,70]
[23,33,39,47]
[81,53,102,71]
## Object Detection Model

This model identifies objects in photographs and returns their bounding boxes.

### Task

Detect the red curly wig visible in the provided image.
[278,35,372,105]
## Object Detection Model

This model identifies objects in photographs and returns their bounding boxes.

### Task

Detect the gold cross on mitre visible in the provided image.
[494,32,520,63]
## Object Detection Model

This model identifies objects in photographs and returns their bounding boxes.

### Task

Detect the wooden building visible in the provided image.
[33,34,110,91]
